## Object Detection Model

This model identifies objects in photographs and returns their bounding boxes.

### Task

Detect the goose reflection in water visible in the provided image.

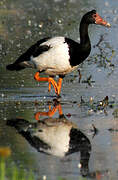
[7,103,91,176]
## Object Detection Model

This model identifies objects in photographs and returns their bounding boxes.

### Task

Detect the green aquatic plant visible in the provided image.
[0,152,89,180]
[89,34,115,71]
[0,147,11,180]
[0,147,76,180]
[0,147,35,180]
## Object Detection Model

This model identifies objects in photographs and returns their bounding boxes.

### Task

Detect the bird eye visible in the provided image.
[93,14,97,18]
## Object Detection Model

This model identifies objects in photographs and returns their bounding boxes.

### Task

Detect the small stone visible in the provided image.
[39,22,43,28]
[99,101,103,106]
[78,163,82,168]
[58,19,62,24]
[89,97,93,103]
[28,20,32,26]
[1,93,4,98]
[88,109,93,114]
[43,175,47,180]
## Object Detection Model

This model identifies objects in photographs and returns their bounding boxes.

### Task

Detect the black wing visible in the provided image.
[6,37,50,71]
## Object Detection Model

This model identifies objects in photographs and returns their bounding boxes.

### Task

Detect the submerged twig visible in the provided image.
[82,75,95,86]
[78,69,82,83]
[93,34,104,48]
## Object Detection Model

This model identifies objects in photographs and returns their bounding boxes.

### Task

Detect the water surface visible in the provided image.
[0,0,118,179]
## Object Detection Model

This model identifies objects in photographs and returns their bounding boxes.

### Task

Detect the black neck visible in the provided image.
[79,21,90,47]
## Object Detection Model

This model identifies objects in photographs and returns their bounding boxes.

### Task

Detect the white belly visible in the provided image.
[31,37,78,76]
[34,123,72,157]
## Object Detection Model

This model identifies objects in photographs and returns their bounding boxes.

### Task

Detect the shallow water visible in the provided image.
[1,0,118,179]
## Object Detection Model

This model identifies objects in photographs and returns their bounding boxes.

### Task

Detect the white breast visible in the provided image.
[31,37,76,76]
[33,123,72,157]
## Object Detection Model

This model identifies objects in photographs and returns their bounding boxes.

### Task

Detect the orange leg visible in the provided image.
[48,77,62,95]
[48,77,63,95]
[34,72,58,94]
[48,81,51,92]
[34,72,63,96]
[35,104,63,121]
[35,105,58,120]
[57,77,63,95]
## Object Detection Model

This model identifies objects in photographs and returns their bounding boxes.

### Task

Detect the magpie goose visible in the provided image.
[6,10,110,96]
